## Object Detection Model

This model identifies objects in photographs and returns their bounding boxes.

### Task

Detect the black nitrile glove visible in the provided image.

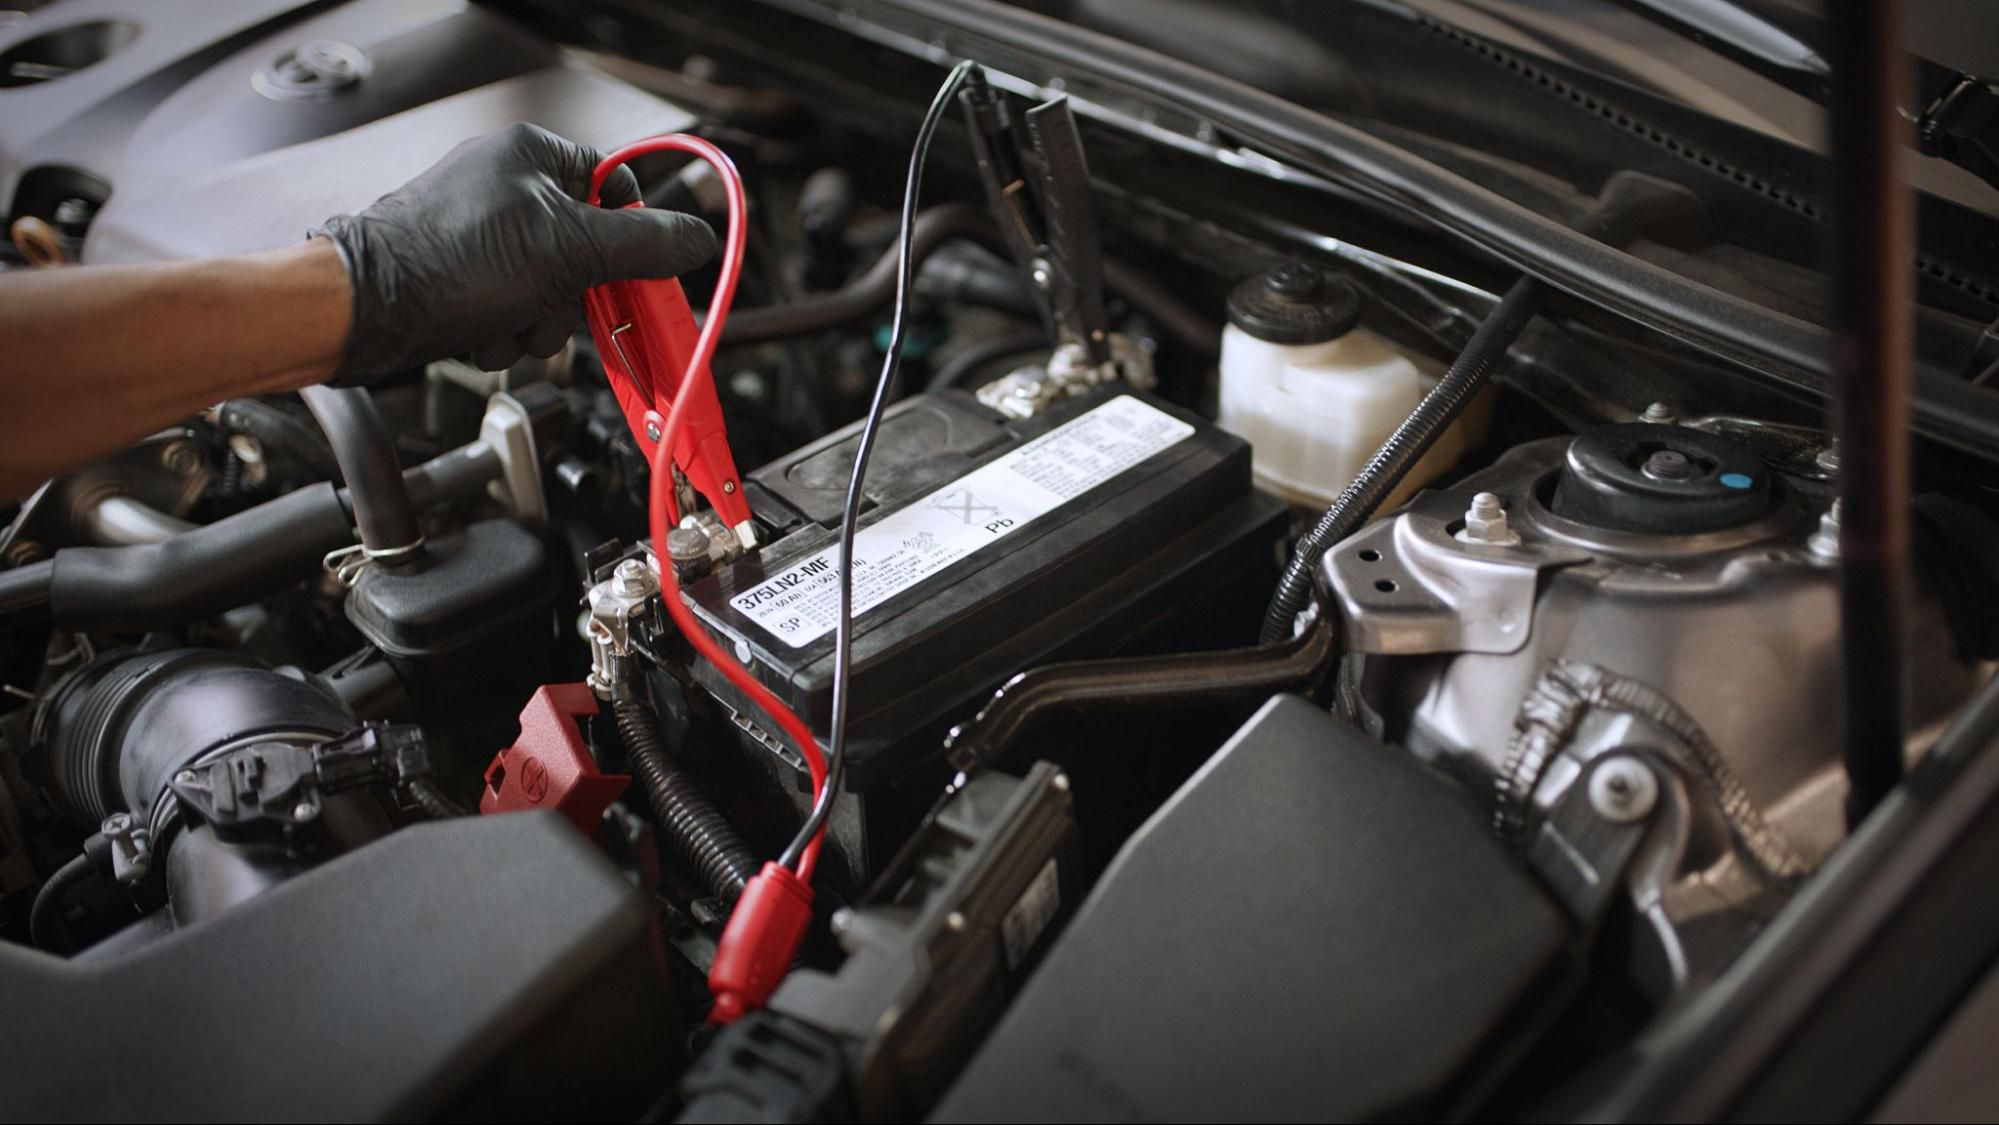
[315,122,717,382]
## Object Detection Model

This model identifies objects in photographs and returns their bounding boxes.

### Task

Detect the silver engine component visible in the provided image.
[584,557,662,701]
[1323,428,1979,994]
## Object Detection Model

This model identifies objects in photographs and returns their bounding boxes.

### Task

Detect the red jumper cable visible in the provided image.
[584,136,825,1023]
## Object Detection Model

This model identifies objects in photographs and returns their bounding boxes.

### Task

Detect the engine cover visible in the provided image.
[0,0,693,265]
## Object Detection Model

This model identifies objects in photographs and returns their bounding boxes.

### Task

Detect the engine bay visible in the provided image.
[4,0,1999,1119]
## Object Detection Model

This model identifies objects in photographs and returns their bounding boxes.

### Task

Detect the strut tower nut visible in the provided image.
[1456,492,1520,546]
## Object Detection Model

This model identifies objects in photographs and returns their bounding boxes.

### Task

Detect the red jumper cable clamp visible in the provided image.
[583,192,756,550]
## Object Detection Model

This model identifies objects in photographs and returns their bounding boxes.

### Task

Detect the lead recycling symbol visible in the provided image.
[929,488,997,526]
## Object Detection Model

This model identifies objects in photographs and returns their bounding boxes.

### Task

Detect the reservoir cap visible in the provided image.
[1227,262,1361,345]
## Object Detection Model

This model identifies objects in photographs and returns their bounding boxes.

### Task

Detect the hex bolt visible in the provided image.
[1456,492,1520,546]
[1588,756,1659,823]
[293,800,320,822]
[174,769,197,787]
[644,419,663,443]
[1639,401,1679,424]
[613,558,656,597]
[1641,449,1694,481]
[101,813,132,834]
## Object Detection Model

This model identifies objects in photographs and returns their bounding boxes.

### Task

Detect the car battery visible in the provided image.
[676,384,1284,888]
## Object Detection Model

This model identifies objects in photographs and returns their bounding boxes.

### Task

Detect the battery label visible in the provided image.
[729,395,1196,648]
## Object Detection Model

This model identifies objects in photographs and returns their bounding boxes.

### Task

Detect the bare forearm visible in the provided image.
[0,239,350,499]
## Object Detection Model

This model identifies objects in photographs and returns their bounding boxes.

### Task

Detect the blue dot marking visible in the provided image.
[1719,472,1754,490]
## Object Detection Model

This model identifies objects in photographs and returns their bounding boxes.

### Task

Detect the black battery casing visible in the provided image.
[678,385,1282,884]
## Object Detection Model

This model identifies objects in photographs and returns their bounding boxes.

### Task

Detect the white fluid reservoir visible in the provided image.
[1218,264,1469,508]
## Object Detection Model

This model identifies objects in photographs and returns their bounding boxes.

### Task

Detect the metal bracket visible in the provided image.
[1524,752,1656,924]
[479,390,547,527]
[1322,488,1587,655]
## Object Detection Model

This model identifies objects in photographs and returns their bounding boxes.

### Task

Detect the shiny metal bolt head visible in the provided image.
[645,420,662,443]
[945,911,969,933]
[174,770,197,787]
[293,800,320,822]
[1639,401,1678,424]
[1588,757,1658,823]
[613,558,655,596]
[665,526,710,564]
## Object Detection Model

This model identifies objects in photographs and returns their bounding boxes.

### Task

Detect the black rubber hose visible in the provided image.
[1260,276,1545,643]
[298,386,422,561]
[20,439,499,635]
[29,443,502,634]
[724,203,989,343]
[387,440,502,513]
[614,702,757,903]
[928,331,1050,390]
[721,202,1221,358]
[0,560,53,630]
[28,852,94,953]
[944,617,1338,773]
[48,482,352,634]
[1101,258,1223,360]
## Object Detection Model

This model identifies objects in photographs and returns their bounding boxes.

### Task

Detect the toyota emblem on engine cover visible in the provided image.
[253,39,369,101]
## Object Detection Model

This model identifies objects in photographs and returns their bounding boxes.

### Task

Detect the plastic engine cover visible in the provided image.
[933,695,1572,1121]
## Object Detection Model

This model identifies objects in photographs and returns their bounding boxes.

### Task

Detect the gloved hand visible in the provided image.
[315,123,717,381]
